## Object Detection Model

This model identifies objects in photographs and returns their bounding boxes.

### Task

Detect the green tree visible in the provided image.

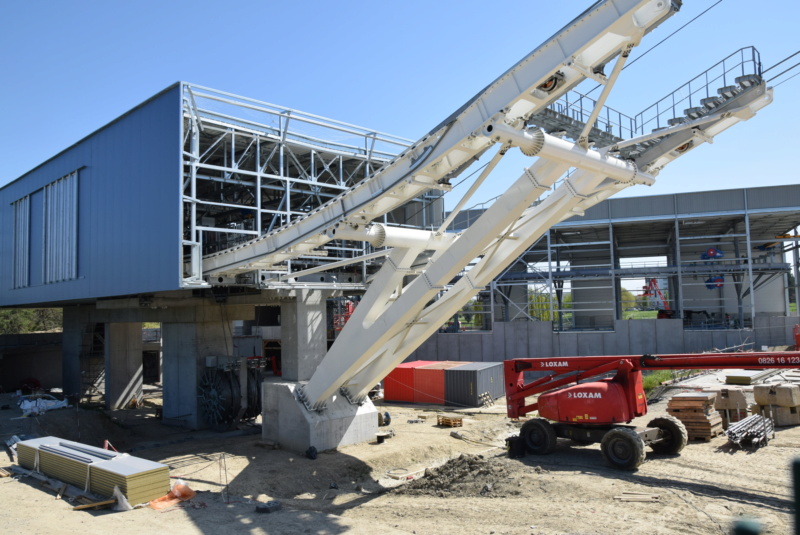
[0,309,63,335]
[620,288,637,310]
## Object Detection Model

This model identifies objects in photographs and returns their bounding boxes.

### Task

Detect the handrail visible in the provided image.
[633,46,762,134]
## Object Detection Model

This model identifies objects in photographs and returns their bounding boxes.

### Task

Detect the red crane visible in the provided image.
[641,278,669,311]
[504,352,800,469]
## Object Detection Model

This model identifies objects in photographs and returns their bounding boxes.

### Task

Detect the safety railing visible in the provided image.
[633,47,762,134]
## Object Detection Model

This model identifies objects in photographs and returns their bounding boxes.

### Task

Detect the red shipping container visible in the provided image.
[414,361,468,405]
[383,361,436,402]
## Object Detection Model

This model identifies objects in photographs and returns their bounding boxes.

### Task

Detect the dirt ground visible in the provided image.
[1,377,797,535]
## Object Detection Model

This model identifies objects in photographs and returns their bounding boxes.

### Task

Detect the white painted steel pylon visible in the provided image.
[201,0,773,412]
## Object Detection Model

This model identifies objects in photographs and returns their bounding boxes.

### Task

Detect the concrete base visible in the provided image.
[262,382,378,452]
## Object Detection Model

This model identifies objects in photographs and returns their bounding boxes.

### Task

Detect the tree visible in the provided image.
[620,288,637,310]
[0,309,63,335]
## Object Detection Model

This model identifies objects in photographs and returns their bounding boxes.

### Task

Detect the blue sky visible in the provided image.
[1,0,798,208]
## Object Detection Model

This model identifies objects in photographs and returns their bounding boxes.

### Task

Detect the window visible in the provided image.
[12,195,30,288]
[43,171,79,283]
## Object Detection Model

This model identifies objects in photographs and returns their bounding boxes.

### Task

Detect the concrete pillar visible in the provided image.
[61,305,93,400]
[161,321,229,429]
[104,322,144,410]
[280,290,327,381]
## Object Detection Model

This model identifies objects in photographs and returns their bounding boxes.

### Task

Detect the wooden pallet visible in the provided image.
[436,415,463,427]
[668,392,723,440]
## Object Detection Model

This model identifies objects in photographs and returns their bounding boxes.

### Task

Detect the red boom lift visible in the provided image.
[504,352,800,469]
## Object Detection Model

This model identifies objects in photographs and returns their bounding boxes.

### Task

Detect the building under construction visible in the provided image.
[0,0,795,451]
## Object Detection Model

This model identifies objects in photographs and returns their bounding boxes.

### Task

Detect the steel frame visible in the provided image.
[179,83,442,286]
[476,207,795,332]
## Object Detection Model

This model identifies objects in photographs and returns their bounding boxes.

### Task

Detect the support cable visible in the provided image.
[767,61,800,84]
[584,0,725,95]
[772,70,800,89]
[763,50,800,76]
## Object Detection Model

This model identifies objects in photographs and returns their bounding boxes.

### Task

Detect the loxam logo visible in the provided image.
[540,361,569,368]
[567,392,602,399]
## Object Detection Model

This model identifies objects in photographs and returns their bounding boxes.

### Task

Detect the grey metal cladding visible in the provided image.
[609,195,674,220]
[746,185,800,211]
[0,85,182,307]
[676,189,745,214]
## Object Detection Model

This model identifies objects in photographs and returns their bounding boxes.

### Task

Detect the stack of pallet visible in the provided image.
[667,392,723,441]
[752,383,800,427]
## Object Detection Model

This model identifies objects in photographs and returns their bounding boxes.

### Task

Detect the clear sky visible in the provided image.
[1,0,798,208]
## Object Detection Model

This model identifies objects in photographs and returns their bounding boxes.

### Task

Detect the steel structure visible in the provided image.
[185,0,773,412]
[444,47,790,333]
[475,184,798,332]
[180,84,443,287]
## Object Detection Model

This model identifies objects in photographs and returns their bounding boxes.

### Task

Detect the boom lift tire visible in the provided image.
[647,415,688,455]
[600,428,646,470]
[521,418,557,455]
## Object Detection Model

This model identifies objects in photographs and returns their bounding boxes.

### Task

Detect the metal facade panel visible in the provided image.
[0,85,182,306]
[746,186,800,211]
[609,195,674,220]
[676,189,745,215]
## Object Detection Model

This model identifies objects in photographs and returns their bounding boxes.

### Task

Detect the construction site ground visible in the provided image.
[1,373,797,535]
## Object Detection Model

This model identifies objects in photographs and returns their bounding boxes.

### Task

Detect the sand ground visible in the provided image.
[0,376,797,535]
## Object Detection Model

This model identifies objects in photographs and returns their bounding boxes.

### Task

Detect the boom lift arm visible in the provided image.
[505,352,800,419]
[504,353,800,469]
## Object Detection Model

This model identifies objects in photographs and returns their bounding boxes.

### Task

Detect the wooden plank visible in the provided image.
[72,498,117,511]
[670,392,716,401]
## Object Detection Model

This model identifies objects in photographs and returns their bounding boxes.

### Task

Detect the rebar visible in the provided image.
[725,414,774,447]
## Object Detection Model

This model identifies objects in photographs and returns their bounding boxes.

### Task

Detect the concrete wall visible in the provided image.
[404,317,800,363]
[0,334,63,392]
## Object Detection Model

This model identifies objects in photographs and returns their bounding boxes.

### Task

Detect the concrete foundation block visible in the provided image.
[710,387,749,410]
[757,404,800,427]
[754,384,800,407]
[262,382,378,453]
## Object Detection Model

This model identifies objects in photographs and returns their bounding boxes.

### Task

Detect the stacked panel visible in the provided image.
[16,436,169,504]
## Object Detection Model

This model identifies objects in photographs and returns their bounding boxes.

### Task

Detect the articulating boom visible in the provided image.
[504,353,800,469]
[505,353,800,420]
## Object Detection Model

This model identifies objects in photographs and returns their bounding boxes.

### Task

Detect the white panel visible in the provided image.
[12,195,30,289]
[43,171,78,284]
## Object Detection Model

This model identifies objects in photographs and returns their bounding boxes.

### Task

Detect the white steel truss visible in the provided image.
[180,1,773,411]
